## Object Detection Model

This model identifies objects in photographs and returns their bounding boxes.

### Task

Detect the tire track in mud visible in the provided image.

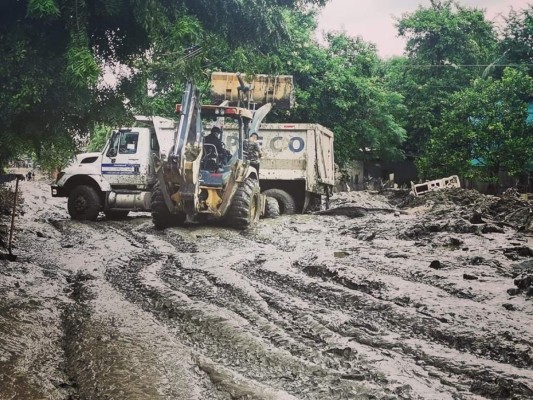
[101,217,533,399]
[240,258,533,399]
[16,210,221,400]
[195,220,533,399]
[332,221,533,373]
[105,228,388,400]
[104,224,456,398]
[61,269,217,400]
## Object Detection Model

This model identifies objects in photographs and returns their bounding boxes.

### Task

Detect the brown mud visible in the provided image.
[1,178,532,399]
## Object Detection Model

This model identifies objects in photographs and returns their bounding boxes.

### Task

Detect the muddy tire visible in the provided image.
[262,189,296,215]
[67,185,102,221]
[264,196,280,218]
[151,181,185,229]
[226,177,260,229]
[307,193,322,212]
[104,210,129,220]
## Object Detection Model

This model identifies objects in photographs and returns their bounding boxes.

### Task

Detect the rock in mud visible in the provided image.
[502,303,517,311]
[463,273,479,280]
[505,246,533,259]
[470,209,484,224]
[429,260,444,270]
[514,274,533,291]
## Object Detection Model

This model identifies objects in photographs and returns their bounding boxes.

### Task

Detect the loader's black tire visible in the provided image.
[264,196,280,218]
[151,181,185,229]
[67,185,102,221]
[225,177,260,229]
[262,189,296,215]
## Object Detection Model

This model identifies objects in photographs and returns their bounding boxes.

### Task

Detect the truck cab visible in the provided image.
[51,117,175,220]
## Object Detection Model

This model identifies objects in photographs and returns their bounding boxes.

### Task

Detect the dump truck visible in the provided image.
[222,123,335,214]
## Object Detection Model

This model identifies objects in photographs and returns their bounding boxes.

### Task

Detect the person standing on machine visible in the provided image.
[244,132,262,175]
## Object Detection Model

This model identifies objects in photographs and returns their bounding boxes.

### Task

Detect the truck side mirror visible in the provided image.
[107,148,117,158]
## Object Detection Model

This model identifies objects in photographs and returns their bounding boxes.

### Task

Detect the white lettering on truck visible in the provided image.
[227,135,305,153]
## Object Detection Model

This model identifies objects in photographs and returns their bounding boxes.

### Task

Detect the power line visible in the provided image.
[406,63,533,68]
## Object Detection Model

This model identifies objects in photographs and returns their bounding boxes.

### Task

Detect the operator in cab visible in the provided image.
[204,126,231,164]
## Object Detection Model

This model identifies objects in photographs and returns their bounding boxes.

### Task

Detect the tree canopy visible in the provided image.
[0,0,326,170]
[2,0,532,190]
[390,0,497,155]
[418,68,533,183]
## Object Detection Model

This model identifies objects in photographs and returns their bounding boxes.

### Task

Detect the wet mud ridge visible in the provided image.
[1,181,533,399]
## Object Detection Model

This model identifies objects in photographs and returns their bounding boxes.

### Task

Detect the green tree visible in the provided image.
[291,32,406,165]
[418,68,533,185]
[501,6,533,75]
[87,123,112,152]
[0,0,325,170]
[393,0,497,155]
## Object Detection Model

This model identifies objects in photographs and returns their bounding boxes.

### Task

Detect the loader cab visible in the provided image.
[197,105,253,159]
[197,106,254,184]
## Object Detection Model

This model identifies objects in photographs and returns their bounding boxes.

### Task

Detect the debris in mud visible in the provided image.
[508,260,533,296]
[504,246,533,260]
[385,251,409,259]
[410,175,461,197]
[463,273,479,280]
[396,188,533,232]
[319,191,398,217]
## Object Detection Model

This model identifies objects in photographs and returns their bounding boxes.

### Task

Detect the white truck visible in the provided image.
[51,119,335,220]
[51,116,176,220]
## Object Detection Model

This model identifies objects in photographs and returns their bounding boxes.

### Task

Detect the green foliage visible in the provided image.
[67,32,101,87]
[418,68,533,183]
[0,0,323,169]
[284,30,407,166]
[502,6,533,75]
[392,0,497,155]
[36,133,78,173]
[27,0,60,17]
[87,124,112,152]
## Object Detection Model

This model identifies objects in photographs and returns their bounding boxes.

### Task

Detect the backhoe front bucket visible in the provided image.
[211,72,294,110]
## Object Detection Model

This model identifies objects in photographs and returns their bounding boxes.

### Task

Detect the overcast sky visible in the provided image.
[317,0,530,58]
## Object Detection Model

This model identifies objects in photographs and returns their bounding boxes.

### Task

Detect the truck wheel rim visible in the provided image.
[73,196,87,212]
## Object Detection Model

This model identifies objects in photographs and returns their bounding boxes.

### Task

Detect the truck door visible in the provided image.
[101,130,146,187]
[314,127,335,186]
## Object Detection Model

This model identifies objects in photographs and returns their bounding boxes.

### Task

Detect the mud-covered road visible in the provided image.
[1,178,532,399]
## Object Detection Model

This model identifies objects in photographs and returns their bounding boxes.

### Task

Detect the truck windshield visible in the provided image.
[106,131,140,157]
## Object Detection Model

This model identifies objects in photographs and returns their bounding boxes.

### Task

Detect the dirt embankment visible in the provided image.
[1,180,532,399]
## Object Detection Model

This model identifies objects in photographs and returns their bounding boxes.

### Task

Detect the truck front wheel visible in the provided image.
[262,189,296,215]
[67,185,102,221]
